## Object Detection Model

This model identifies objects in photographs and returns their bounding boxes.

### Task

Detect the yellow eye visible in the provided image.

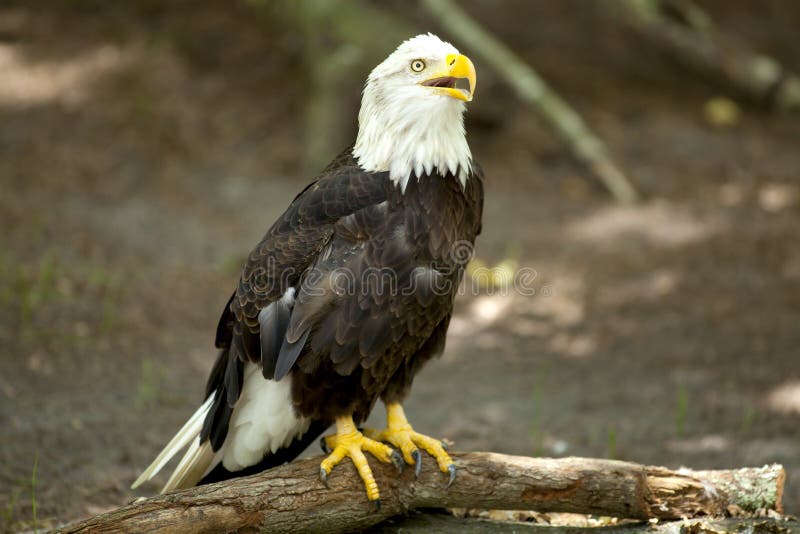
[411,59,426,72]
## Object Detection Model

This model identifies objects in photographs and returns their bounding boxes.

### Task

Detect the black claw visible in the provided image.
[440,440,449,451]
[391,450,404,473]
[319,437,330,454]
[412,449,422,478]
[447,464,457,487]
[319,467,329,489]
[370,499,381,512]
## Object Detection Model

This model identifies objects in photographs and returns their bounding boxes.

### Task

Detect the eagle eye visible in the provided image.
[410,59,426,72]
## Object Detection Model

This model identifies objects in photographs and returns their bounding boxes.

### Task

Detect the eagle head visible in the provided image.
[354,33,476,192]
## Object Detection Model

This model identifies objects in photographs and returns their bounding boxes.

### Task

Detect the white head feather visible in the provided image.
[353,34,473,192]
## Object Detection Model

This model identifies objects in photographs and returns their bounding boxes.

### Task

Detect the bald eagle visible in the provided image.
[132,34,483,506]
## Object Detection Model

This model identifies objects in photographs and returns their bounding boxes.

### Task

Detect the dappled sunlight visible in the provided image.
[504,316,552,338]
[451,270,586,334]
[566,200,723,247]
[470,293,514,325]
[758,182,799,213]
[667,434,730,454]
[527,274,584,328]
[447,294,517,359]
[782,252,800,280]
[598,268,679,306]
[0,43,129,109]
[548,332,596,359]
[766,381,800,415]
[448,269,596,361]
[449,293,516,339]
[472,331,513,351]
[719,182,745,207]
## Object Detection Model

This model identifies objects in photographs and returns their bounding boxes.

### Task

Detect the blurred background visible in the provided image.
[1,0,799,529]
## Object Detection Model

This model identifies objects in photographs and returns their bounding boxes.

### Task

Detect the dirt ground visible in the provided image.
[1,1,798,530]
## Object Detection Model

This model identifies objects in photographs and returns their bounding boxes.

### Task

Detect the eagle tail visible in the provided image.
[160,435,217,492]
[130,394,217,490]
[198,419,328,486]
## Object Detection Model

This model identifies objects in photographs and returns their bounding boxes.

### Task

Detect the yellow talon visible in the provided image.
[363,403,456,485]
[319,415,400,503]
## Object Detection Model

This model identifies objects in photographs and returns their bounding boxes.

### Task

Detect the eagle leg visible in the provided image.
[319,415,401,505]
[363,403,456,486]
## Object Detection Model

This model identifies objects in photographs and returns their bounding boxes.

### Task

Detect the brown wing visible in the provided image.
[229,150,389,368]
[200,149,389,450]
[285,165,485,420]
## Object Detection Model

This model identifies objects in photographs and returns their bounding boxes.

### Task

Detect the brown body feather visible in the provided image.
[200,148,483,477]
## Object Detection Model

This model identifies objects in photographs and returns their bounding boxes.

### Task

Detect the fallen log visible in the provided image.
[58,453,785,534]
[373,513,795,533]
[618,0,800,112]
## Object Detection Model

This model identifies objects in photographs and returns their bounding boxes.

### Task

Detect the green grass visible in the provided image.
[17,251,59,325]
[1,487,22,530]
[529,366,549,456]
[1,455,53,532]
[31,454,38,533]
[5,249,127,344]
[0,247,11,306]
[218,253,246,278]
[606,425,617,459]
[85,264,127,335]
[675,383,689,437]
[740,405,756,434]
[135,358,163,408]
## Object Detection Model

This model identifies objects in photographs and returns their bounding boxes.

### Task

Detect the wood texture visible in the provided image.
[372,513,796,533]
[58,452,785,533]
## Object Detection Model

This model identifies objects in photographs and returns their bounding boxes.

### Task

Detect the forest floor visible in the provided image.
[1,1,798,531]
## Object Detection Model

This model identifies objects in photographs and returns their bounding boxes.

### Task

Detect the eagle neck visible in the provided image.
[353,92,472,194]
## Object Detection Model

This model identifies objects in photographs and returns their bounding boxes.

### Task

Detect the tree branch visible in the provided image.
[420,0,640,204]
[253,0,417,171]
[619,0,800,112]
[58,452,785,534]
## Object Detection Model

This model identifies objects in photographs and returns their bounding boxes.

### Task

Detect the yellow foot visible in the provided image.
[318,415,403,508]
[363,403,456,486]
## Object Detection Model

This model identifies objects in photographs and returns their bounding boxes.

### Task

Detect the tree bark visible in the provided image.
[58,452,784,534]
[371,513,794,533]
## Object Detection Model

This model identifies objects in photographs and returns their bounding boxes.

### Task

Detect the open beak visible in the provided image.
[420,53,476,102]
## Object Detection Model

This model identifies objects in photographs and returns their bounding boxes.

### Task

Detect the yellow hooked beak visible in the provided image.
[420,53,476,102]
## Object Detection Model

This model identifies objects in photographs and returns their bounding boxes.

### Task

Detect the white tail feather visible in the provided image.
[132,364,310,492]
[160,436,215,493]
[221,364,310,471]
[131,394,215,490]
